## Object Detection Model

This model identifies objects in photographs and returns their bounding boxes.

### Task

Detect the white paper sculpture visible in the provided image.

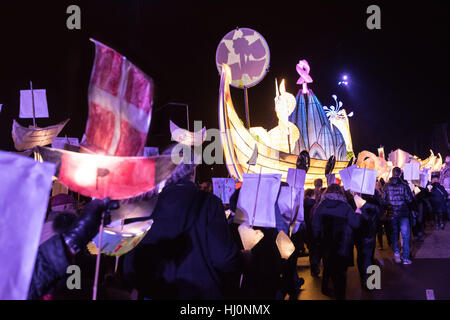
[277,185,304,235]
[212,178,236,204]
[419,168,430,188]
[353,194,367,209]
[339,165,357,191]
[19,89,49,119]
[235,173,282,228]
[276,230,296,259]
[404,162,420,181]
[238,223,264,251]
[350,167,378,195]
[0,150,56,300]
[286,168,306,188]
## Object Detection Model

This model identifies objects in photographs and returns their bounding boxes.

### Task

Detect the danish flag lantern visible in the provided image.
[85,39,153,157]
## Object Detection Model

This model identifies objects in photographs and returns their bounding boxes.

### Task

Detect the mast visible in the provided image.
[30,81,36,127]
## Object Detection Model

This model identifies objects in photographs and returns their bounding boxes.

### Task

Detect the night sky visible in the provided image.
[0,1,449,175]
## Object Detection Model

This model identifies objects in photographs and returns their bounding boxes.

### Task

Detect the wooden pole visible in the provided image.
[186,105,190,132]
[92,212,105,300]
[30,81,36,127]
[244,86,250,128]
[250,166,263,228]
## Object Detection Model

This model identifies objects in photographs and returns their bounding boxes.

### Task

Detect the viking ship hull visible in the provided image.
[218,64,348,188]
[12,119,70,151]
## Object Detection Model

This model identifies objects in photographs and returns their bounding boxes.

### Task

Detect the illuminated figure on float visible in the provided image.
[250,80,300,153]
[267,80,300,153]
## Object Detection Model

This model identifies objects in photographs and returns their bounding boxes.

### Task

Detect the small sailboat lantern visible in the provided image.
[12,81,69,151]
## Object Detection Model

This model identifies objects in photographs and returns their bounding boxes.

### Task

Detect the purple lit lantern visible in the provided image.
[216,28,270,88]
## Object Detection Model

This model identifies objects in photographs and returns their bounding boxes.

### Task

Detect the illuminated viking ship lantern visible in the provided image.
[219,57,349,188]
[12,82,69,151]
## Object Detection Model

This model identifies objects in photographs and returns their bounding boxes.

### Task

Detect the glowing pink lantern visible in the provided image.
[296,60,313,94]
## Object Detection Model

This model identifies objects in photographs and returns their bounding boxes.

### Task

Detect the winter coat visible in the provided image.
[123,179,240,300]
[312,194,361,267]
[383,177,414,218]
[430,182,448,213]
[354,192,383,244]
[28,235,71,300]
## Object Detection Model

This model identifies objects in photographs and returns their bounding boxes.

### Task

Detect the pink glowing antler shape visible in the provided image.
[296,60,313,94]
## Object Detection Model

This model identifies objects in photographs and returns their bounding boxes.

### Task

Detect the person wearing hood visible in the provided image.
[28,198,118,299]
[429,173,448,230]
[312,184,361,300]
[383,167,415,264]
[122,160,241,300]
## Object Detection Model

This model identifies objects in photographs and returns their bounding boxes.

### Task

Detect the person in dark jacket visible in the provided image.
[413,186,431,240]
[28,199,117,300]
[122,163,241,300]
[312,184,361,300]
[303,189,319,276]
[228,182,299,300]
[354,191,383,287]
[429,174,448,230]
[383,167,414,264]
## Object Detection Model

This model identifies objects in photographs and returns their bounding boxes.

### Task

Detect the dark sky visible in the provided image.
[0,0,449,162]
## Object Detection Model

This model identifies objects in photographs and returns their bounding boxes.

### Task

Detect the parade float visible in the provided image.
[216,28,350,188]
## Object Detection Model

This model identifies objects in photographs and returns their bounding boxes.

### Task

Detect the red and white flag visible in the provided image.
[84,39,153,156]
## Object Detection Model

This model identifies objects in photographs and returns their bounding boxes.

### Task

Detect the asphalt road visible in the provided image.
[296,223,450,300]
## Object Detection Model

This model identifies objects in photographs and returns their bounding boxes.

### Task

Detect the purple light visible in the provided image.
[343,75,348,80]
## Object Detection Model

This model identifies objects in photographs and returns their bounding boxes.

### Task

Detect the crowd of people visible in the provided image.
[28,161,449,300]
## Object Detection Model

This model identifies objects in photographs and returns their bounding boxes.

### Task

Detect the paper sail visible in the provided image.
[212,178,236,204]
[403,162,420,181]
[169,120,206,146]
[419,168,430,188]
[286,168,306,188]
[37,146,179,200]
[11,119,70,151]
[413,186,421,196]
[277,186,304,235]
[350,167,378,195]
[51,137,79,150]
[353,194,367,209]
[237,223,264,251]
[339,165,357,191]
[235,173,281,228]
[19,89,49,119]
[144,147,159,157]
[88,220,153,257]
[276,230,296,259]
[84,39,153,157]
[326,173,336,186]
[0,150,56,300]
[215,28,270,89]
